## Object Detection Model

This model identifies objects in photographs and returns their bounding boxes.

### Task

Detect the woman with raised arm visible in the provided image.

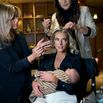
[42,0,96,58]
[0,3,51,103]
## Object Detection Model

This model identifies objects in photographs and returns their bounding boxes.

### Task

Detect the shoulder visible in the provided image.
[16,31,25,39]
[80,5,89,10]
[68,52,81,60]
[15,31,26,43]
[15,31,29,49]
[52,13,56,20]
[79,5,89,12]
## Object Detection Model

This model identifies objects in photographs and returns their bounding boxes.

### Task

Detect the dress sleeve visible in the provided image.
[0,33,33,74]
[56,79,78,95]
[81,6,96,38]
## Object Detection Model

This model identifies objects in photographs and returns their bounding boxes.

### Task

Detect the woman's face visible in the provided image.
[54,31,68,53]
[58,0,71,10]
[11,17,19,29]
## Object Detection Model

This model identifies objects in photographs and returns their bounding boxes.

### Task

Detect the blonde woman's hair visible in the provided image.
[51,29,70,45]
[51,29,70,53]
[0,3,21,47]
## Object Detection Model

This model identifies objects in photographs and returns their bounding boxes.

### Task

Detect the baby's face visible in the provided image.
[65,69,74,77]
[65,69,70,74]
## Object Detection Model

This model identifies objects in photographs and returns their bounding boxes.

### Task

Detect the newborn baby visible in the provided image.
[29,69,75,103]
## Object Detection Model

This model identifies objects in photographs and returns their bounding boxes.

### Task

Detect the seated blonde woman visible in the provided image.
[31,29,82,103]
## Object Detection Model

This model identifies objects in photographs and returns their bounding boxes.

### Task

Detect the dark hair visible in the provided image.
[55,0,80,26]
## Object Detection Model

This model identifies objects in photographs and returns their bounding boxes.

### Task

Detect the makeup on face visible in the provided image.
[54,32,68,52]
[58,0,71,10]
[11,17,19,29]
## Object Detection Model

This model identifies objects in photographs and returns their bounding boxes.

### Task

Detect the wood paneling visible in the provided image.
[90,22,103,72]
[95,23,103,71]
[0,0,103,7]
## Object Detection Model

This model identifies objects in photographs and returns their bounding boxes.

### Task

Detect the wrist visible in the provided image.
[27,53,36,64]
[53,75,58,84]
[44,28,49,33]
[44,29,51,39]
[83,27,91,36]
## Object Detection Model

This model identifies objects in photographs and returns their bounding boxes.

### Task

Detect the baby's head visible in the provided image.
[65,69,80,83]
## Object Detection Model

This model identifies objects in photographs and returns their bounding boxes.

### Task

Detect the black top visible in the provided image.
[38,52,83,97]
[0,32,32,103]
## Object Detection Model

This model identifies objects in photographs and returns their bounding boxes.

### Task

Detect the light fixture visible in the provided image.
[78,0,80,3]
[93,13,98,19]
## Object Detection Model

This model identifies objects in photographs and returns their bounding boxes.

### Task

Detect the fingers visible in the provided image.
[37,39,51,48]
[33,87,42,97]
[39,71,53,82]
[32,81,43,97]
[36,38,45,47]
[32,46,44,57]
[32,39,51,58]
[36,39,51,53]
[28,39,51,62]
[63,22,75,30]
[42,18,51,29]
[40,40,51,49]
[43,18,51,25]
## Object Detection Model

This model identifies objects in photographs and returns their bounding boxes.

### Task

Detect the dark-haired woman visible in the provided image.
[42,0,96,58]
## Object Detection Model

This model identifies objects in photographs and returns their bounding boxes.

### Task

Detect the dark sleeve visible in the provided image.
[17,32,31,57]
[56,80,77,95]
[8,57,31,73]
[0,33,33,74]
[72,54,82,76]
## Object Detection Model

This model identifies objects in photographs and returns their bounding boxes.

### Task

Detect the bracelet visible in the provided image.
[83,27,91,36]
[76,24,81,30]
[44,29,49,34]
[44,29,51,39]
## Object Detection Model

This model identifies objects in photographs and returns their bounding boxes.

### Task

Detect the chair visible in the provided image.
[79,58,99,103]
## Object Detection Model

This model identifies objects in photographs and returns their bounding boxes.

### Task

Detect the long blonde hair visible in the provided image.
[0,3,20,47]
